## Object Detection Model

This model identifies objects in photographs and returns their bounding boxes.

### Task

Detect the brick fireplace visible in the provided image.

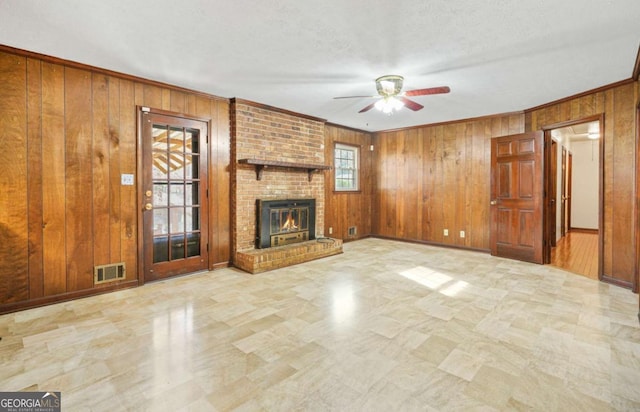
[231,99,342,273]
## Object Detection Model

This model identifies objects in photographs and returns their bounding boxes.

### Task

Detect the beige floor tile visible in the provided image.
[0,238,639,410]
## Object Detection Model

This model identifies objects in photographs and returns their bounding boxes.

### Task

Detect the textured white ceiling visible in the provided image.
[1,0,639,131]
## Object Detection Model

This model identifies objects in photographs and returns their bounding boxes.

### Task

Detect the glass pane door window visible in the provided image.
[151,125,201,263]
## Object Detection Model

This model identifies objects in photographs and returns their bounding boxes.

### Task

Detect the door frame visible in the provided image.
[567,152,573,230]
[542,114,604,279]
[136,106,212,285]
[561,146,567,237]
[549,140,558,247]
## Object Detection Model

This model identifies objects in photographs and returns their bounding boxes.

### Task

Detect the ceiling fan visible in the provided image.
[334,75,450,114]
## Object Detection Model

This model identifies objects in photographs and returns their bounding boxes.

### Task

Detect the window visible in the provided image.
[334,143,359,191]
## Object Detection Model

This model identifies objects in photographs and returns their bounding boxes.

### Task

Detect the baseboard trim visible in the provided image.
[600,274,633,290]
[370,235,490,254]
[212,261,230,270]
[0,279,140,315]
[570,227,598,234]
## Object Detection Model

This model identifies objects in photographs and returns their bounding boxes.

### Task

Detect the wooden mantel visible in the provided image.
[238,159,331,181]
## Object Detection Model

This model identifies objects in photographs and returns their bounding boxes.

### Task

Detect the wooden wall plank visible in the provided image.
[412,128,424,241]
[0,52,29,303]
[92,74,111,266]
[143,84,163,109]
[119,79,137,280]
[470,121,485,247]
[421,127,433,241]
[41,62,67,296]
[611,85,635,283]
[170,90,186,113]
[372,134,382,235]
[65,67,94,291]
[462,123,473,247]
[603,89,614,276]
[194,95,212,119]
[442,125,456,245]
[27,57,44,299]
[108,77,122,264]
[213,100,231,266]
[209,99,221,266]
[396,131,406,238]
[432,126,445,242]
[385,133,398,236]
[162,88,171,110]
[186,94,197,115]
[455,123,466,246]
[483,120,493,248]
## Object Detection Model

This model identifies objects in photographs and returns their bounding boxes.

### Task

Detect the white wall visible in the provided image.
[570,140,599,229]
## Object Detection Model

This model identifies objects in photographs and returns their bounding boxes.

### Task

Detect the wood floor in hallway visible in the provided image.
[550,230,599,280]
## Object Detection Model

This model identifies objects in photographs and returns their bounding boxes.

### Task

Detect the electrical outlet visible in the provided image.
[460,230,465,238]
[328,227,333,235]
[444,229,449,236]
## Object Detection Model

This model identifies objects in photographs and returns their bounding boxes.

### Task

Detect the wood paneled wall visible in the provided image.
[526,81,639,290]
[0,49,230,312]
[324,124,373,241]
[372,114,524,250]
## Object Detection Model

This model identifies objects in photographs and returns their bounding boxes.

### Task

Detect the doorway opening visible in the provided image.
[544,116,603,280]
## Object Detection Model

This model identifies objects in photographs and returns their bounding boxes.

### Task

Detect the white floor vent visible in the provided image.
[94,262,126,285]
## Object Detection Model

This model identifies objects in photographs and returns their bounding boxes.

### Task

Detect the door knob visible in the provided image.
[144,203,153,211]
[490,200,498,205]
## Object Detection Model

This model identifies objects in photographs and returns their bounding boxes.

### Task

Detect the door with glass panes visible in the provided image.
[141,109,208,281]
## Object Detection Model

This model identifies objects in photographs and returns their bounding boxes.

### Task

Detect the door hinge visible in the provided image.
[206,135,209,144]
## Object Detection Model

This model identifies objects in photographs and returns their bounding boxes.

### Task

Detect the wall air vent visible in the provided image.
[348,226,357,237]
[94,262,126,285]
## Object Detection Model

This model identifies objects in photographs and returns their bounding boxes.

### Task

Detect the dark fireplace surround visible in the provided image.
[256,199,316,249]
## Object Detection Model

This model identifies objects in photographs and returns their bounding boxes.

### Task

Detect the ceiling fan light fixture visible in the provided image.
[587,132,600,139]
[334,75,448,114]
[375,96,404,114]
[375,75,404,97]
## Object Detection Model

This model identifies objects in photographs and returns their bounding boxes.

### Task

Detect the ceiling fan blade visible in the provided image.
[398,97,424,111]
[358,102,378,113]
[404,86,450,97]
[333,95,378,99]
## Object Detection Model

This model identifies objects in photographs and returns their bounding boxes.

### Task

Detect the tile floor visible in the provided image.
[1,238,639,411]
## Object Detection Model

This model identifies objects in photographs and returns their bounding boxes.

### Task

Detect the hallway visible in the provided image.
[550,231,599,280]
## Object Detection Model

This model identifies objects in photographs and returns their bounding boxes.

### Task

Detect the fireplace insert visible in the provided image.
[256,199,316,248]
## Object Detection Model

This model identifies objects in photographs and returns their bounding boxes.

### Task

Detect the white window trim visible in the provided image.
[334,143,359,192]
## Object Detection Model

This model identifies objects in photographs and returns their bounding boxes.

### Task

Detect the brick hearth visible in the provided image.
[235,239,343,274]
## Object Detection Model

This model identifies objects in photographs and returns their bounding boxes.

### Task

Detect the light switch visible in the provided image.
[121,174,134,186]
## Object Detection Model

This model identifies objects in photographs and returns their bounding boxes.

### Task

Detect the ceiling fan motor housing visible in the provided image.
[376,75,404,97]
